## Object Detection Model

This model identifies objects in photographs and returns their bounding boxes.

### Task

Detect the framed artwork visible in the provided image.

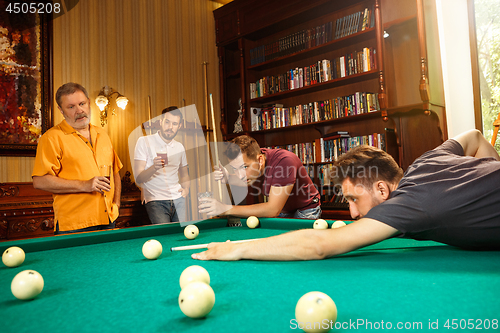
[0,0,53,156]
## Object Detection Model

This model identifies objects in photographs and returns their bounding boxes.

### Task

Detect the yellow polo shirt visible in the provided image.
[32,120,123,231]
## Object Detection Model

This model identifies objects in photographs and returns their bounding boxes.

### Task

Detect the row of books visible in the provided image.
[249,48,376,99]
[316,132,387,163]
[319,187,348,207]
[266,142,317,165]
[248,6,375,66]
[318,164,340,187]
[250,92,379,132]
[263,132,387,166]
[249,22,334,66]
[334,7,375,40]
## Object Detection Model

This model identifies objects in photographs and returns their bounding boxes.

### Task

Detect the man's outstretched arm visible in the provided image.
[192,218,399,261]
[453,129,500,160]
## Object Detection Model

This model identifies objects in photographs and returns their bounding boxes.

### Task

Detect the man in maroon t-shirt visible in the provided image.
[198,135,321,219]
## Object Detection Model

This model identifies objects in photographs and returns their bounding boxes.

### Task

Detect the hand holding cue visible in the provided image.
[170,238,261,252]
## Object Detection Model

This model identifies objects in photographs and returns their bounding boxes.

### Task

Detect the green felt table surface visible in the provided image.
[1,218,499,333]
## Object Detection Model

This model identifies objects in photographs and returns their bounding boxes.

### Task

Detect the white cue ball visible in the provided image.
[142,239,163,260]
[184,225,199,240]
[2,246,25,268]
[246,216,260,228]
[11,270,44,300]
[180,265,210,289]
[331,221,347,229]
[295,291,338,333]
[313,219,328,229]
[178,281,215,318]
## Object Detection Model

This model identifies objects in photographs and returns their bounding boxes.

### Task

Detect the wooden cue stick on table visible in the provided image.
[209,93,223,201]
[170,238,261,252]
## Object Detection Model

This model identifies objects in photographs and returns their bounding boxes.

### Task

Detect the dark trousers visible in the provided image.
[55,220,116,235]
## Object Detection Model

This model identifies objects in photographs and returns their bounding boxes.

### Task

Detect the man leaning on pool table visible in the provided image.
[198,135,321,219]
[193,129,500,261]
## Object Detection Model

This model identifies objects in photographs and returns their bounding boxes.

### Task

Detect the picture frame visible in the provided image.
[0,2,52,156]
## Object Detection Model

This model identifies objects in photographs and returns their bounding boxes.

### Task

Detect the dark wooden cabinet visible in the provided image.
[213,0,446,219]
[0,174,150,241]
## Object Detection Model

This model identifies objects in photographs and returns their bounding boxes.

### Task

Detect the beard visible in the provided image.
[76,113,90,122]
[65,112,90,129]
[160,129,177,141]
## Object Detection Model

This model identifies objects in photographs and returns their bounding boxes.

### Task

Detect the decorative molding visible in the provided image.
[0,201,53,211]
[0,220,7,239]
[10,218,54,233]
[0,184,20,198]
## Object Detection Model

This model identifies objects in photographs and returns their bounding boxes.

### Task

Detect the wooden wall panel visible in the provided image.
[1,0,222,182]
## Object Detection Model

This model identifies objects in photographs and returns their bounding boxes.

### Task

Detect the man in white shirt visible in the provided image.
[134,107,190,223]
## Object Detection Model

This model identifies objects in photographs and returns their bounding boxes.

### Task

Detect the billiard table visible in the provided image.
[1,218,499,332]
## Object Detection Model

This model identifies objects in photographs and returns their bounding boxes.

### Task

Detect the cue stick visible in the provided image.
[182,98,192,221]
[210,93,223,202]
[147,96,152,135]
[203,62,211,194]
[193,115,203,220]
[170,238,262,252]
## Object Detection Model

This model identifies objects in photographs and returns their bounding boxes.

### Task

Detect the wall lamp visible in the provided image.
[95,86,128,126]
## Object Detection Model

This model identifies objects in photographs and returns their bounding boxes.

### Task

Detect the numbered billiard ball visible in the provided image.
[313,219,328,229]
[178,281,215,318]
[180,265,210,289]
[184,225,199,240]
[11,270,44,300]
[2,246,25,268]
[246,216,259,228]
[295,291,337,333]
[331,221,347,229]
[142,239,162,260]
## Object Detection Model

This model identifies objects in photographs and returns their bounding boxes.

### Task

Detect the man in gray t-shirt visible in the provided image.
[192,129,500,261]
[365,139,500,249]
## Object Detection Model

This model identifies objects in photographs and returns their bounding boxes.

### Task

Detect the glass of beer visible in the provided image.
[157,149,168,166]
[99,165,111,181]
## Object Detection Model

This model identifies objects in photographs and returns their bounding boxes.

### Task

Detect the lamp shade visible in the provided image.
[95,95,109,111]
[116,95,129,110]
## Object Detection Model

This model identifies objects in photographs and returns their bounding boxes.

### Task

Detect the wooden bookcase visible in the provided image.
[213,0,446,219]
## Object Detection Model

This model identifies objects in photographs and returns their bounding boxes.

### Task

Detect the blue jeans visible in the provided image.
[145,197,187,224]
[278,205,322,219]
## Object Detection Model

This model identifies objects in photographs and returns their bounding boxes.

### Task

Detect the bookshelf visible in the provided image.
[214,0,446,219]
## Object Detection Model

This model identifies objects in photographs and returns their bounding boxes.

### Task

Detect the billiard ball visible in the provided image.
[2,246,25,268]
[246,216,259,228]
[313,219,328,229]
[295,291,337,333]
[180,265,210,289]
[142,239,162,260]
[184,225,199,240]
[178,281,215,318]
[11,270,44,300]
[331,220,347,229]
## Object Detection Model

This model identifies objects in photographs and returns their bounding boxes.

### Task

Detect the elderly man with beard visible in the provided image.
[133,107,190,224]
[33,82,123,234]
